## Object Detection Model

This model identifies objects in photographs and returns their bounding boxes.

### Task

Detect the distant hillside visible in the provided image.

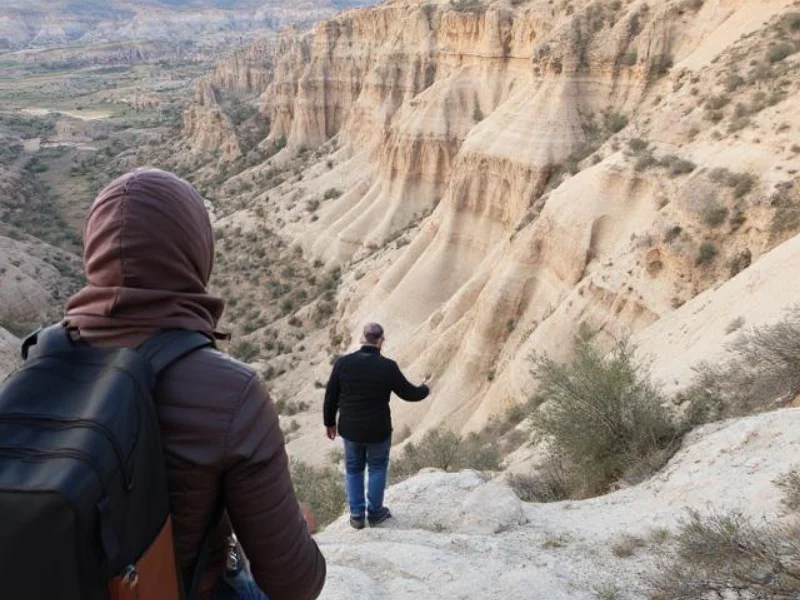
[0,0,376,50]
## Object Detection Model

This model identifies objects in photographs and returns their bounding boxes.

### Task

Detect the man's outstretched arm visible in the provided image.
[391,361,429,402]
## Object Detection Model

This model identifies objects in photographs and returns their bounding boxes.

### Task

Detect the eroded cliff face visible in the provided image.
[184,0,800,445]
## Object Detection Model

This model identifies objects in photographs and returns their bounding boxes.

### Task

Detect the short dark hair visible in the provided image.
[363,323,384,344]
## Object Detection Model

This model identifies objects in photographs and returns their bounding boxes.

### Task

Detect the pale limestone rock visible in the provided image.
[317,409,800,599]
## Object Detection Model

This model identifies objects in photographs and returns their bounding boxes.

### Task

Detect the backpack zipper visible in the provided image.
[0,414,134,491]
[0,445,109,496]
[0,446,123,565]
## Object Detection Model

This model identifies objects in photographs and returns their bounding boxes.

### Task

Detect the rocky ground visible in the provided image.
[318,408,800,599]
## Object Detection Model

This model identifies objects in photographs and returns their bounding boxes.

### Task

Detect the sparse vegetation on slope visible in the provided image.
[681,307,800,424]
[650,509,800,599]
[290,459,345,528]
[529,341,683,499]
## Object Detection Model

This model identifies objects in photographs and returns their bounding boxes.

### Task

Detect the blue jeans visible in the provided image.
[343,436,392,518]
[212,570,269,600]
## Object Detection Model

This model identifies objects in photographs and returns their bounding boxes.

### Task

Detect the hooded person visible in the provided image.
[64,168,326,600]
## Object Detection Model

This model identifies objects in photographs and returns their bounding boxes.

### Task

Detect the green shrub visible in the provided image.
[723,72,745,93]
[507,454,572,503]
[627,138,648,153]
[390,428,500,484]
[766,42,796,64]
[323,188,343,200]
[450,0,485,12]
[634,151,658,172]
[530,341,682,497]
[681,307,800,423]
[701,205,728,227]
[695,242,718,265]
[290,459,345,527]
[705,95,729,110]
[604,112,629,134]
[229,339,259,362]
[659,154,696,176]
[663,225,682,243]
[775,468,800,513]
[709,168,757,197]
[621,51,638,66]
[649,510,800,599]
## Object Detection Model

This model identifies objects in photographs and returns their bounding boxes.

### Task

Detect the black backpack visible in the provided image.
[0,324,218,600]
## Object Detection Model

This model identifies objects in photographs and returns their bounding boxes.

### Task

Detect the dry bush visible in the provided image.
[450,0,485,12]
[649,510,800,599]
[290,459,345,528]
[507,453,572,503]
[695,242,718,265]
[531,342,683,497]
[681,307,800,424]
[390,428,500,484]
[611,534,647,558]
[775,467,800,513]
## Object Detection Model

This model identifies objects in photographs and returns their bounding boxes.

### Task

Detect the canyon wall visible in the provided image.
[186,0,800,442]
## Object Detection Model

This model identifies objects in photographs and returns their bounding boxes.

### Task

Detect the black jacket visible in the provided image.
[323,345,429,443]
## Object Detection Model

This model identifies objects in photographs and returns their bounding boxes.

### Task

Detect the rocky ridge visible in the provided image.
[317,408,800,599]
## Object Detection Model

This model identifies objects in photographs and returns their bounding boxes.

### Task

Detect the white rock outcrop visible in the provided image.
[316,408,800,599]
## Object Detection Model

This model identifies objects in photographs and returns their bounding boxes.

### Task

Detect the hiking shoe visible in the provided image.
[349,515,366,530]
[368,507,392,527]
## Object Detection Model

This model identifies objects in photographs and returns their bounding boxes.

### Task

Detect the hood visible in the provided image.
[65,168,225,345]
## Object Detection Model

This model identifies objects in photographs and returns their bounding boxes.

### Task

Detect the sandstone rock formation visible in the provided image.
[182,0,800,449]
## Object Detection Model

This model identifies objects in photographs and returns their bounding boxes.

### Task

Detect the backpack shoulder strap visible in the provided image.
[21,324,74,360]
[138,329,221,600]
[137,330,214,378]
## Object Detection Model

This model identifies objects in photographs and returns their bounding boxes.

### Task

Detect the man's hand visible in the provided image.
[300,502,318,534]
[326,426,337,440]
[423,374,433,391]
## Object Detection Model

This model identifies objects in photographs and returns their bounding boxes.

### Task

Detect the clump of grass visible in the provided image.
[450,0,485,12]
[530,341,682,498]
[663,225,682,243]
[659,154,696,177]
[275,399,310,416]
[775,467,800,513]
[701,204,728,227]
[507,454,572,503]
[709,168,757,198]
[611,534,646,558]
[290,459,346,527]
[390,428,501,484]
[627,138,649,153]
[604,111,629,134]
[680,307,800,423]
[705,95,729,110]
[621,50,638,66]
[649,510,800,599]
[695,242,718,265]
[766,42,796,64]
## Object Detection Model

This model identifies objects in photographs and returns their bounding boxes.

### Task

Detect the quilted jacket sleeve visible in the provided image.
[222,374,326,600]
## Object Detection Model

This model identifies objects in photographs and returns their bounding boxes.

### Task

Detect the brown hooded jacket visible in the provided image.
[65,168,326,600]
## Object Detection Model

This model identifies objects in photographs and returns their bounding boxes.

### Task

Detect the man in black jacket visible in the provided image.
[323,323,429,529]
